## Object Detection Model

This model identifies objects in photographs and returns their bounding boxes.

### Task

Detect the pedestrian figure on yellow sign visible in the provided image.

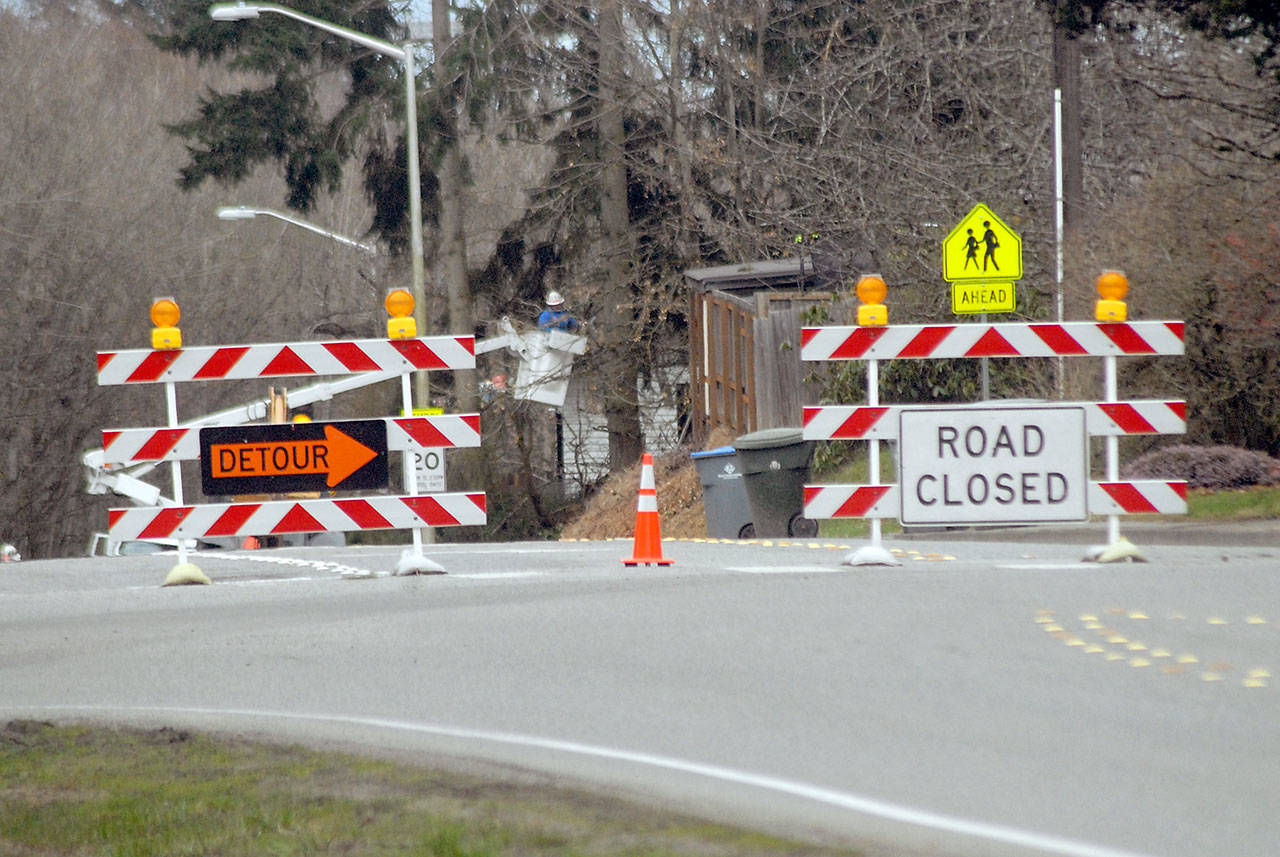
[963,229,979,270]
[981,221,1000,272]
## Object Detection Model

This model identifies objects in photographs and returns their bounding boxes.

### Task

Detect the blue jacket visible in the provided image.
[537,308,579,331]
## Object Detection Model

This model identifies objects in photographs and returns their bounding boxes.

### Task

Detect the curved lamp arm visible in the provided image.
[208,3,406,60]
[217,206,377,254]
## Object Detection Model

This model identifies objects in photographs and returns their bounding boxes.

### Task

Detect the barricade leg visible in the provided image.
[1085,355,1146,563]
[160,380,209,586]
[396,371,445,575]
[845,359,899,567]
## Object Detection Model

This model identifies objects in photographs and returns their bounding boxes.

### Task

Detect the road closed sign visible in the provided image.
[898,406,1088,526]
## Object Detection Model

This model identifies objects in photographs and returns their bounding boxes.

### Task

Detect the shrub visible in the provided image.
[1122,444,1280,490]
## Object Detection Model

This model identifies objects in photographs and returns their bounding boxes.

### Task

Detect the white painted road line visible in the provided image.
[201,551,378,578]
[996,563,1102,571]
[727,566,845,575]
[448,571,545,580]
[194,554,549,583]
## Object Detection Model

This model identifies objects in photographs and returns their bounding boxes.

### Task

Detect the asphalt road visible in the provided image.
[2,531,1277,857]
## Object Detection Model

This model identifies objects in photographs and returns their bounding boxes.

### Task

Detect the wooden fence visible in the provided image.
[689,288,842,441]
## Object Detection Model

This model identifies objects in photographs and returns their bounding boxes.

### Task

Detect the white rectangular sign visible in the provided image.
[898,406,1088,525]
[411,446,446,493]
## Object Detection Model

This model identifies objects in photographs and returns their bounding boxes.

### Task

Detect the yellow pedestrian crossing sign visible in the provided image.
[942,203,1022,283]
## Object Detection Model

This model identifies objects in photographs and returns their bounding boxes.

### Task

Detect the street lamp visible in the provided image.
[217,206,378,254]
[208,3,425,348]
[211,3,443,566]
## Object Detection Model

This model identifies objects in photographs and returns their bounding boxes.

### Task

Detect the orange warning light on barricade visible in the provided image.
[1095,270,1129,322]
[855,273,888,326]
[150,297,182,349]
[385,288,417,339]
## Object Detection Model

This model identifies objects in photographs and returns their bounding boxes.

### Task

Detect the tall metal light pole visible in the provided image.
[210,5,441,566]
[216,205,378,254]
[209,3,425,388]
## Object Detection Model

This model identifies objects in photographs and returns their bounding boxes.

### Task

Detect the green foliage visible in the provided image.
[1057,0,1280,113]
[813,355,1052,419]
[151,0,413,236]
[1051,0,1107,36]
[1104,191,1280,456]
[881,360,982,403]
[800,302,832,326]
[167,76,314,186]
[449,1,563,137]
[1171,0,1280,84]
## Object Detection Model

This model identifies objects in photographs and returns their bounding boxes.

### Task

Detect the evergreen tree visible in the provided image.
[150,0,424,246]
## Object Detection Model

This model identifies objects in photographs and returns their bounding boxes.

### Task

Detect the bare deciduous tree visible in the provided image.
[1,7,381,557]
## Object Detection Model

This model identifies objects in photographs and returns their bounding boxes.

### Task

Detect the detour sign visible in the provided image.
[199,420,388,495]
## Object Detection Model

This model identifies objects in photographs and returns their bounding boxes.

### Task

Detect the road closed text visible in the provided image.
[898,407,1088,525]
[917,425,1069,506]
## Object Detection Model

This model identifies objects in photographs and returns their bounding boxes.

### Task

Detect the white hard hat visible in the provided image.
[545,291,564,307]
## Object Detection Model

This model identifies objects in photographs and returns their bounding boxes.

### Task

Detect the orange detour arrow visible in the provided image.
[209,425,377,488]
[320,424,378,486]
[623,453,673,566]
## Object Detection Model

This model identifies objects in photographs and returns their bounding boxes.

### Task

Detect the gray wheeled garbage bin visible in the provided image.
[734,428,818,538]
[690,447,754,539]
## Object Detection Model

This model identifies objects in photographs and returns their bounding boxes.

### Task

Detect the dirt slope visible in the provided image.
[560,428,738,541]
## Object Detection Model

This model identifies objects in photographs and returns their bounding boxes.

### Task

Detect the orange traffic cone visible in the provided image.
[623,453,673,566]
[241,536,260,550]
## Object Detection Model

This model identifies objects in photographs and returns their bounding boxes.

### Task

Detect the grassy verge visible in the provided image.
[818,518,902,539]
[1185,485,1280,521]
[0,720,859,857]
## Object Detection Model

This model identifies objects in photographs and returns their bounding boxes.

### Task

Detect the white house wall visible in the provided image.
[560,368,688,494]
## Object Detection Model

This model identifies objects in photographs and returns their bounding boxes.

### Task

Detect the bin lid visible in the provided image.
[690,446,737,459]
[734,427,805,450]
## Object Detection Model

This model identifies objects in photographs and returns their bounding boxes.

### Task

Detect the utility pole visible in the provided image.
[434,0,478,414]
[1053,0,1086,235]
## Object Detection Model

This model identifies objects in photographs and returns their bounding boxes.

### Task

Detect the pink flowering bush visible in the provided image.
[1122,444,1280,490]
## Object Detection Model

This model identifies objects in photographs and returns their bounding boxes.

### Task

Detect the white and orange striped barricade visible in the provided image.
[804,481,1188,520]
[800,321,1184,363]
[96,335,475,385]
[802,317,1188,563]
[96,331,484,582]
[803,400,1187,442]
[108,493,487,542]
